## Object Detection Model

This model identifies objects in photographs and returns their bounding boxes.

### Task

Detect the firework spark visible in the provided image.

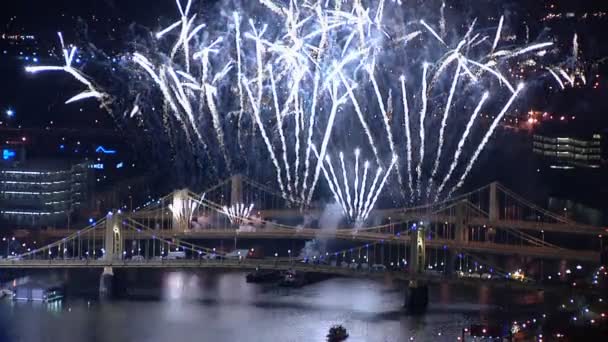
[26,0,559,212]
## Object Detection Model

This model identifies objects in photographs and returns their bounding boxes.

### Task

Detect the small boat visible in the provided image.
[278,270,306,287]
[13,285,64,302]
[43,287,64,303]
[246,268,283,283]
[0,288,14,299]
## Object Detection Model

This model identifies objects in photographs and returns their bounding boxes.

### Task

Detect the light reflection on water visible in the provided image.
[0,270,546,342]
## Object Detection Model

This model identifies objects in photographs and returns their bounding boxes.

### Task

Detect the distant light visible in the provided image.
[95,146,116,154]
[5,109,14,117]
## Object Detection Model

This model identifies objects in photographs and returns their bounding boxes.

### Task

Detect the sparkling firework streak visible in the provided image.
[435,92,489,199]
[26,0,560,210]
[222,202,254,225]
[429,62,461,183]
[315,148,397,224]
[447,83,525,198]
[25,33,108,108]
[416,63,429,199]
[400,75,414,196]
[169,192,207,227]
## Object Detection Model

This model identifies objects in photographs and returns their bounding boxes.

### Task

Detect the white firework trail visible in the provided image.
[26,33,107,108]
[269,65,294,201]
[420,20,446,46]
[374,0,386,30]
[367,60,401,183]
[572,33,579,61]
[362,155,397,220]
[311,146,347,217]
[325,155,348,213]
[26,0,558,210]
[359,166,383,222]
[429,62,461,184]
[447,83,524,198]
[306,81,348,206]
[293,85,302,196]
[243,78,288,200]
[400,75,414,196]
[156,0,204,72]
[436,92,489,198]
[415,63,429,199]
[491,15,504,53]
[547,68,565,90]
[204,84,232,170]
[353,148,361,214]
[339,152,354,217]
[557,67,575,87]
[233,12,245,152]
[339,72,381,166]
[439,1,446,38]
[319,149,396,223]
[129,105,140,118]
[301,71,321,204]
[222,202,255,225]
[356,160,369,217]
[493,42,554,60]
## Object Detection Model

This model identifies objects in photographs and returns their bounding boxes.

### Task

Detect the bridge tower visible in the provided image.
[405,223,429,312]
[100,211,122,298]
[231,174,244,207]
[446,201,470,276]
[489,182,499,222]
[171,189,192,232]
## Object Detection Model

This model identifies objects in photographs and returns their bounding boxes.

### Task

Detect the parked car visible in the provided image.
[167,251,186,260]
[225,249,249,259]
[371,264,387,272]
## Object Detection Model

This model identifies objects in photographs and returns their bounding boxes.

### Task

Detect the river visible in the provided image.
[0,270,553,341]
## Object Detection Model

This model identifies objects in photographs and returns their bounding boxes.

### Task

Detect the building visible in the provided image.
[0,161,91,228]
[533,134,602,169]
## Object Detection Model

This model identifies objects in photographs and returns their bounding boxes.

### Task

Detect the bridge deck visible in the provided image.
[0,259,573,292]
[32,228,599,262]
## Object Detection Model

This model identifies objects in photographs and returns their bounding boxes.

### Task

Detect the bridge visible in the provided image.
[0,175,604,306]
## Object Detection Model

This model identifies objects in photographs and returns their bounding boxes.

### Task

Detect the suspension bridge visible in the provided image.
[0,175,604,306]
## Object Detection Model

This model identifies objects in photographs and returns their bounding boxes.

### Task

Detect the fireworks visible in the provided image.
[222,202,254,225]
[313,147,397,224]
[26,0,564,221]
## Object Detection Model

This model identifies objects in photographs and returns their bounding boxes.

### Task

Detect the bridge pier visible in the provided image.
[99,266,114,299]
[405,223,429,313]
[100,211,121,299]
[445,249,458,277]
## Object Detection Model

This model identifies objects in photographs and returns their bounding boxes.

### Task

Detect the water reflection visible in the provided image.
[0,270,551,341]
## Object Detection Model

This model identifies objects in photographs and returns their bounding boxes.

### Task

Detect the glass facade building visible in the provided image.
[0,162,90,227]
[532,134,602,169]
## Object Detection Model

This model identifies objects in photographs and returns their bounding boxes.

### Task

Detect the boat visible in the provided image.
[246,268,283,283]
[13,285,64,302]
[0,288,14,299]
[42,287,64,302]
[278,270,306,287]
